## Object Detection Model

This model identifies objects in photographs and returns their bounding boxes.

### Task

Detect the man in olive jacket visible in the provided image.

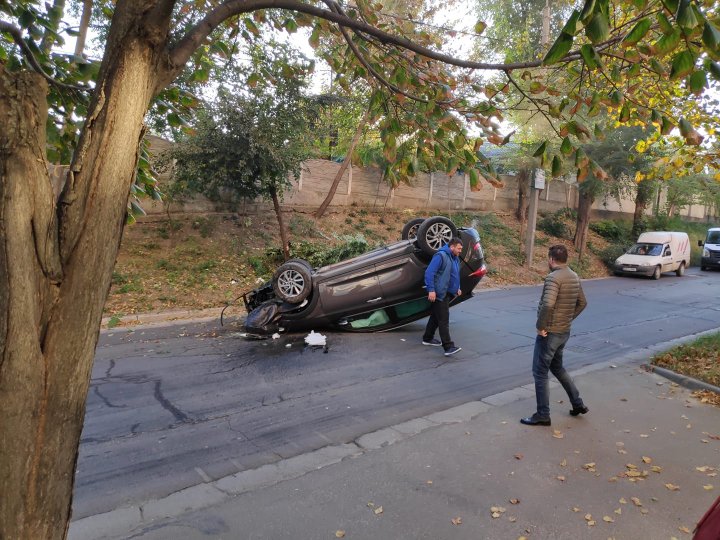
[521,244,588,426]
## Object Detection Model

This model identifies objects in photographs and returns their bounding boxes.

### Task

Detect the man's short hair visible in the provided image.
[548,244,568,263]
[449,236,463,247]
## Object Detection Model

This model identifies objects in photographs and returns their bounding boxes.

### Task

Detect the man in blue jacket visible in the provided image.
[422,237,463,356]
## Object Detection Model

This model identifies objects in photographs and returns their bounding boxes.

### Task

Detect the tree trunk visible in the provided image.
[632,180,653,237]
[574,188,594,256]
[314,110,369,218]
[272,188,290,260]
[0,2,173,537]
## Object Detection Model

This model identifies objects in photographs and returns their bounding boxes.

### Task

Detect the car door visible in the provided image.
[662,245,673,271]
[374,244,426,305]
[317,265,384,318]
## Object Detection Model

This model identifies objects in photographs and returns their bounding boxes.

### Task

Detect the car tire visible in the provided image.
[676,262,685,277]
[272,260,313,303]
[416,216,458,255]
[652,265,661,280]
[401,218,426,241]
[701,265,707,271]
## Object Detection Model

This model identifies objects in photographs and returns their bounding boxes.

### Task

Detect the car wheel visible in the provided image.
[416,216,458,255]
[401,218,425,241]
[652,265,661,280]
[675,262,685,277]
[272,260,313,303]
[701,265,707,271]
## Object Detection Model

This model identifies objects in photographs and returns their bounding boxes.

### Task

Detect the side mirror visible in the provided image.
[665,249,671,256]
[698,240,704,247]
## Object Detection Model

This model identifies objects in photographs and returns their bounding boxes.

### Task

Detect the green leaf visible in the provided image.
[580,44,601,69]
[552,155,562,178]
[542,32,574,65]
[594,123,606,140]
[688,70,707,94]
[670,50,696,79]
[657,12,674,35]
[661,0,679,14]
[247,72,260,88]
[561,10,583,36]
[533,141,548,157]
[575,147,589,168]
[243,18,260,36]
[703,21,720,51]
[561,136,574,155]
[653,29,681,55]
[585,13,610,44]
[284,18,298,33]
[707,60,720,80]
[468,168,480,189]
[579,0,596,24]
[660,116,674,135]
[474,21,487,34]
[622,18,652,47]
[610,89,624,106]
[676,0,698,30]
[619,103,631,122]
[18,9,35,28]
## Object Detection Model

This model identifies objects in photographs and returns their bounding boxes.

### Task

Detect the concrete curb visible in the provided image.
[644,364,720,394]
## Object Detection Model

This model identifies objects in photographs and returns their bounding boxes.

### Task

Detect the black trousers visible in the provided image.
[423,296,454,349]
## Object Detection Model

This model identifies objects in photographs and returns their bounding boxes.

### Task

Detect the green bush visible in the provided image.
[289,215,321,238]
[597,243,627,269]
[538,209,572,239]
[589,219,632,242]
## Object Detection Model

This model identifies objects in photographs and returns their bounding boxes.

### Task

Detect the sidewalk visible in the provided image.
[70,356,720,540]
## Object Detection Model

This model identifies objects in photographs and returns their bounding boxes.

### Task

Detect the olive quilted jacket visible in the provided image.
[536,265,587,333]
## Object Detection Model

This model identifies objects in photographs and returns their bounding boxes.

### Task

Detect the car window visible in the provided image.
[393,298,431,319]
[348,309,391,329]
[707,231,720,244]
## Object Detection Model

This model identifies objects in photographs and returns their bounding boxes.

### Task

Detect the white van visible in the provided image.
[699,227,720,271]
[613,231,691,279]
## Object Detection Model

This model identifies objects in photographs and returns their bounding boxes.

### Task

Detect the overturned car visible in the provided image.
[243,216,487,334]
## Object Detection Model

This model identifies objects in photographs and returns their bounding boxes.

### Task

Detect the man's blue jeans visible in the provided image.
[532,332,583,419]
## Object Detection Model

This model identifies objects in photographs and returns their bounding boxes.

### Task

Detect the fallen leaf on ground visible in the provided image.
[583,462,597,471]
[553,430,564,439]
[651,466,663,473]
[572,507,580,512]
[335,531,345,538]
[560,459,567,467]
[367,502,375,508]
[451,517,462,526]
[514,454,523,460]
[696,466,712,473]
[619,498,627,504]
[665,483,680,491]
[627,464,638,470]
[614,508,622,515]
[603,516,615,523]
[584,513,593,521]
[631,497,642,507]
[587,520,596,526]
[704,485,714,490]
[640,508,649,514]
[557,475,566,481]
[426,480,433,485]
[642,456,652,463]
[509,516,517,522]
[678,525,691,533]
[374,506,383,515]
[640,434,649,438]
[509,498,520,504]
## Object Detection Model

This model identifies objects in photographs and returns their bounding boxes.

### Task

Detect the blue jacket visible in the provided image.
[424,245,460,300]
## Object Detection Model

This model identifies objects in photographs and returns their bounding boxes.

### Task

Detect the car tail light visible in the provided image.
[469,264,487,278]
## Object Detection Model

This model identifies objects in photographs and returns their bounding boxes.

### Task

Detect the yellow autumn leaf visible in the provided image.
[704,485,714,490]
[374,506,383,515]
[451,516,462,525]
[631,497,643,507]
[335,531,346,538]
[642,456,652,463]
[552,430,564,439]
[603,516,615,523]
[665,483,680,491]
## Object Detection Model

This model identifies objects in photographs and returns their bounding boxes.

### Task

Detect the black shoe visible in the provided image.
[520,414,551,426]
[444,346,462,356]
[570,405,589,416]
[422,338,442,346]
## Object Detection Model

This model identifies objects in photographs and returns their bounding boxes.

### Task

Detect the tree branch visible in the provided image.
[0,21,91,92]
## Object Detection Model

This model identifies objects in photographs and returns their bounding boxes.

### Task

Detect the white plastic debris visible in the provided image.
[304,330,327,346]
[272,333,281,340]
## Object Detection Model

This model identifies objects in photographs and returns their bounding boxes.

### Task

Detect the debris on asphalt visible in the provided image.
[305,331,327,346]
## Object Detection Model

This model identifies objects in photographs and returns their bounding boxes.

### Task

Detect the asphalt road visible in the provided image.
[73,269,720,520]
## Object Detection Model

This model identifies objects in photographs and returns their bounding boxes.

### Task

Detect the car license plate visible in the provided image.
[623,267,636,272]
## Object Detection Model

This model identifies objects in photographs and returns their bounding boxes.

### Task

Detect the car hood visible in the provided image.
[617,254,658,264]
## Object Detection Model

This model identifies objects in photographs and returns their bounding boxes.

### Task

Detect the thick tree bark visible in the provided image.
[271,188,290,260]
[314,110,369,219]
[574,188,594,257]
[515,167,530,222]
[0,1,173,537]
[632,180,653,237]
